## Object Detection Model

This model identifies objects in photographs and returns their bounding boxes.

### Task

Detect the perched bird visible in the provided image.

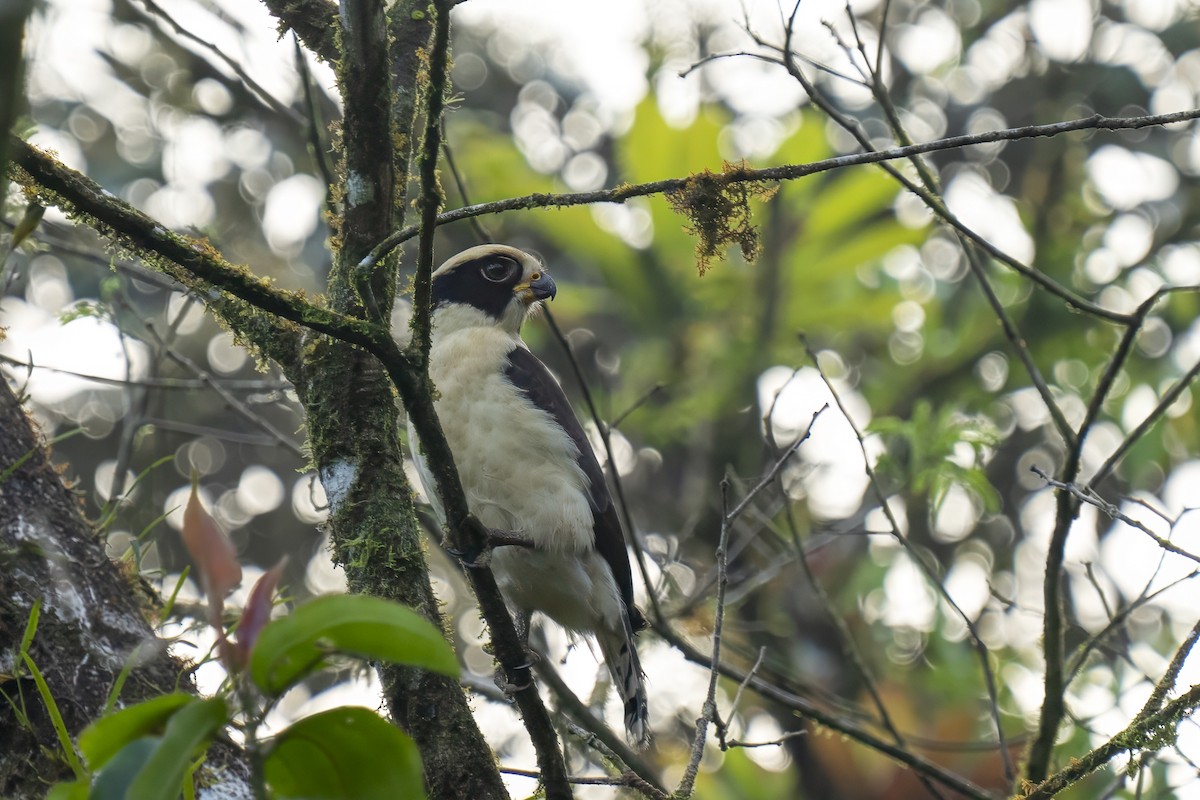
[406,244,650,746]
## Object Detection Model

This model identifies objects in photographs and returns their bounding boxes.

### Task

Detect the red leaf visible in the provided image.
[235,556,288,668]
[181,476,243,608]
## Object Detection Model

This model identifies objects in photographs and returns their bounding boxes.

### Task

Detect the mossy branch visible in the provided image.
[8,138,379,364]
[361,106,1200,324]
[1019,683,1200,800]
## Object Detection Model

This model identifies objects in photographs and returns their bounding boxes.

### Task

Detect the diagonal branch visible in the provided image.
[1020,682,1200,800]
[652,621,995,800]
[8,138,349,364]
[362,107,1200,286]
[133,0,305,124]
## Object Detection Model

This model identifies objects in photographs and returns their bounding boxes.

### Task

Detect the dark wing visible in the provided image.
[504,346,641,628]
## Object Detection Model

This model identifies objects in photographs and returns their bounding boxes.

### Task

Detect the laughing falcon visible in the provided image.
[406,244,650,746]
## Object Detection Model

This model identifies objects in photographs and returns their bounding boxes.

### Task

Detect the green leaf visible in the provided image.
[265,708,425,800]
[85,697,226,800]
[89,738,156,800]
[250,595,458,696]
[126,697,227,800]
[47,780,89,800]
[23,650,86,780]
[0,427,84,485]
[80,693,195,770]
[18,597,40,658]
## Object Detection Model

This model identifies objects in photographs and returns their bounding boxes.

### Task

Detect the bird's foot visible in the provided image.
[445,540,489,568]
[492,648,541,697]
[493,663,533,696]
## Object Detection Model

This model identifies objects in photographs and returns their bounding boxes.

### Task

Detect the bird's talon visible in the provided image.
[445,541,489,568]
[493,665,533,695]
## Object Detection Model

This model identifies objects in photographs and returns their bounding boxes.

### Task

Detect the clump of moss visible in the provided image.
[665,161,776,275]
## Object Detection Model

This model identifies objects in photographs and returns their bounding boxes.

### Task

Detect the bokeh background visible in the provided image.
[4,0,1200,796]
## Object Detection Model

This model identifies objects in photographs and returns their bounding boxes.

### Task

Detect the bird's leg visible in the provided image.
[445,517,535,568]
[485,527,536,550]
[494,608,538,695]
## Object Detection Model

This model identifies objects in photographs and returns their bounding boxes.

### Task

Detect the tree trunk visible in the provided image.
[0,377,251,798]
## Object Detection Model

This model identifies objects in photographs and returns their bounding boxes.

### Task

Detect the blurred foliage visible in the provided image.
[872,399,1002,513]
[6,0,1200,796]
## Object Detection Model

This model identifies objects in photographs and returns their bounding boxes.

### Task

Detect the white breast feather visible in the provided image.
[419,324,594,554]
[408,305,626,634]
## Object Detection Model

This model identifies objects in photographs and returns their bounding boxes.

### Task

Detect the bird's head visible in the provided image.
[430,245,556,335]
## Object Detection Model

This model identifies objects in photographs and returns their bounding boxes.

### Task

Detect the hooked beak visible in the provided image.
[514,270,557,304]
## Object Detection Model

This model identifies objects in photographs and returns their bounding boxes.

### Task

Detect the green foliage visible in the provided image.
[94,698,227,800]
[80,694,197,771]
[264,708,426,800]
[0,427,83,485]
[693,748,798,799]
[249,594,460,696]
[47,592,456,798]
[57,301,105,325]
[19,600,87,781]
[45,779,89,800]
[448,99,924,451]
[89,738,158,800]
[871,400,1002,514]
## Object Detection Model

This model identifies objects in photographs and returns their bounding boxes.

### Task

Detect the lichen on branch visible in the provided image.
[665,161,776,275]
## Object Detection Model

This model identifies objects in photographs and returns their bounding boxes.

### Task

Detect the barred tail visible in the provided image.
[598,613,650,748]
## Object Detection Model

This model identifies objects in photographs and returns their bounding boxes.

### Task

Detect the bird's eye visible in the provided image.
[481,257,518,283]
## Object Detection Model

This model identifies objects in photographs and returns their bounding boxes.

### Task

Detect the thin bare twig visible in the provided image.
[725,730,809,749]
[133,0,305,125]
[0,354,287,391]
[652,620,994,800]
[779,485,949,797]
[721,646,767,748]
[499,766,667,799]
[1089,346,1200,490]
[725,405,827,526]
[800,334,1014,780]
[1031,466,1200,566]
[676,478,733,799]
[679,408,825,796]
[531,655,666,795]
[610,383,666,429]
[441,119,493,244]
[293,35,337,218]
[150,334,304,458]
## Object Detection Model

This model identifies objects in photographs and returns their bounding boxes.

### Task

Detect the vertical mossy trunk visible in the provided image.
[281,0,510,796]
[292,341,509,800]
